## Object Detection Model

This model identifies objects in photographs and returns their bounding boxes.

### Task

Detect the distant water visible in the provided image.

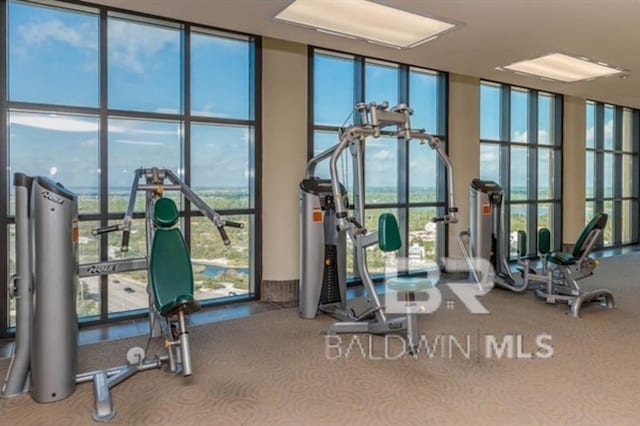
[203,265,249,277]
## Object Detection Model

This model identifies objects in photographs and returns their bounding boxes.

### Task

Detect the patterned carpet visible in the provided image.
[2,253,640,425]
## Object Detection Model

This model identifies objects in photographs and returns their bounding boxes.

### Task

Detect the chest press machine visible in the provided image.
[300,101,457,345]
[2,168,242,422]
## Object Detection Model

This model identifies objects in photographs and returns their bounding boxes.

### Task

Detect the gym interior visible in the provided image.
[1,0,640,424]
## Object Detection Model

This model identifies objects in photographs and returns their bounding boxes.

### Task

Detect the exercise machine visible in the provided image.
[517,214,615,317]
[457,178,526,292]
[300,101,457,336]
[2,168,241,422]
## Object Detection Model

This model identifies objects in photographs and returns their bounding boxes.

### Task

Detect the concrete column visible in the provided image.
[562,95,587,247]
[447,74,480,257]
[260,38,307,300]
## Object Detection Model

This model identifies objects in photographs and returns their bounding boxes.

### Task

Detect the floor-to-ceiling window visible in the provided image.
[309,48,447,277]
[2,0,260,336]
[586,101,638,247]
[480,81,562,257]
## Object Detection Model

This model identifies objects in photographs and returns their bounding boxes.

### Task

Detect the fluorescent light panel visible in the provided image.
[502,53,622,83]
[275,0,455,49]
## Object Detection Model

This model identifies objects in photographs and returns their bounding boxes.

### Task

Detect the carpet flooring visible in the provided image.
[2,253,640,425]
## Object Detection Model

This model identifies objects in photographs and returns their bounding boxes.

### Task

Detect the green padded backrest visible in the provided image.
[517,231,527,257]
[572,213,608,258]
[538,228,551,255]
[378,213,402,252]
[153,197,179,228]
[149,199,194,311]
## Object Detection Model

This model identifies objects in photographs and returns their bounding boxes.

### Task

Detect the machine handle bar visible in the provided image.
[223,220,244,229]
[92,224,122,236]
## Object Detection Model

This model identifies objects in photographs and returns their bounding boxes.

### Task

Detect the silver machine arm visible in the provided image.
[321,101,458,230]
[92,167,243,250]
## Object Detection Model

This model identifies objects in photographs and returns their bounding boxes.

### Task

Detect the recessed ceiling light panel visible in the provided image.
[501,53,624,83]
[274,0,457,49]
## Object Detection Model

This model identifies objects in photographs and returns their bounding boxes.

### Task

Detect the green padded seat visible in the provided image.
[386,277,433,292]
[378,213,402,252]
[546,252,576,266]
[149,198,200,317]
[545,213,608,267]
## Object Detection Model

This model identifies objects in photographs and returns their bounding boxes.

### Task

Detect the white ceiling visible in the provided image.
[97,0,640,108]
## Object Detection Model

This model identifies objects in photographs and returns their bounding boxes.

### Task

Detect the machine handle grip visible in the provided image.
[121,230,130,252]
[223,220,244,229]
[92,225,121,236]
[431,217,446,223]
[217,225,231,246]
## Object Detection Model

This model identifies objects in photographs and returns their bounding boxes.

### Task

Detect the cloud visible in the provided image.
[115,139,165,146]
[512,130,527,143]
[17,19,97,51]
[373,149,392,160]
[108,19,179,74]
[9,113,98,132]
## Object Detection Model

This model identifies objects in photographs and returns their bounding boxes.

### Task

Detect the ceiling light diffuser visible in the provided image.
[274,0,456,49]
[501,53,623,83]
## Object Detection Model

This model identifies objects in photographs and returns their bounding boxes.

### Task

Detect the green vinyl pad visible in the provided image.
[149,198,200,317]
[378,213,402,252]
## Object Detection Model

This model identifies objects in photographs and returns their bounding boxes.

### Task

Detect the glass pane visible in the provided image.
[191,215,252,301]
[510,146,528,200]
[585,201,595,226]
[8,225,16,328]
[312,130,341,180]
[108,16,181,113]
[365,60,398,106]
[108,118,182,213]
[538,93,554,145]
[365,136,398,204]
[604,105,615,150]
[480,143,501,183]
[409,138,438,203]
[191,32,251,119]
[480,83,501,141]
[622,108,633,152]
[511,88,529,142]
[603,153,614,198]
[108,219,149,314]
[363,208,398,276]
[510,204,528,257]
[586,101,595,149]
[78,220,101,318]
[408,207,439,272]
[191,124,252,210]
[8,111,100,215]
[603,200,613,246]
[8,1,99,106]
[537,203,554,245]
[409,68,439,134]
[537,148,554,200]
[585,151,595,199]
[622,154,633,198]
[314,52,355,126]
[622,200,633,244]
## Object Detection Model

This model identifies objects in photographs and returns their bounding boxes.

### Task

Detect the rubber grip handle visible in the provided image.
[224,220,244,229]
[217,226,231,246]
[92,225,120,236]
[121,230,130,252]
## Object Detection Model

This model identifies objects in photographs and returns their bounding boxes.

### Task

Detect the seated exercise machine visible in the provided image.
[2,168,241,422]
[300,101,457,337]
[517,213,615,317]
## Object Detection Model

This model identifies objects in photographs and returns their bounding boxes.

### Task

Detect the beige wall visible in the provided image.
[562,95,587,244]
[261,38,307,281]
[447,74,481,257]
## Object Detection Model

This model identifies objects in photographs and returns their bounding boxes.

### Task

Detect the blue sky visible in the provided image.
[7,0,252,199]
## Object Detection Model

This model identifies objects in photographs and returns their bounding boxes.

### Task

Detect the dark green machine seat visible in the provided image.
[378,213,432,291]
[149,198,200,317]
[546,213,608,266]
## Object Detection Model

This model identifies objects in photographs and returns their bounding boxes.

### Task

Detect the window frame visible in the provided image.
[0,0,262,337]
[479,80,563,258]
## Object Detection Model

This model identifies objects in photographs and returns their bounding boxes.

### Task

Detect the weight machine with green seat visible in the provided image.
[517,213,615,317]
